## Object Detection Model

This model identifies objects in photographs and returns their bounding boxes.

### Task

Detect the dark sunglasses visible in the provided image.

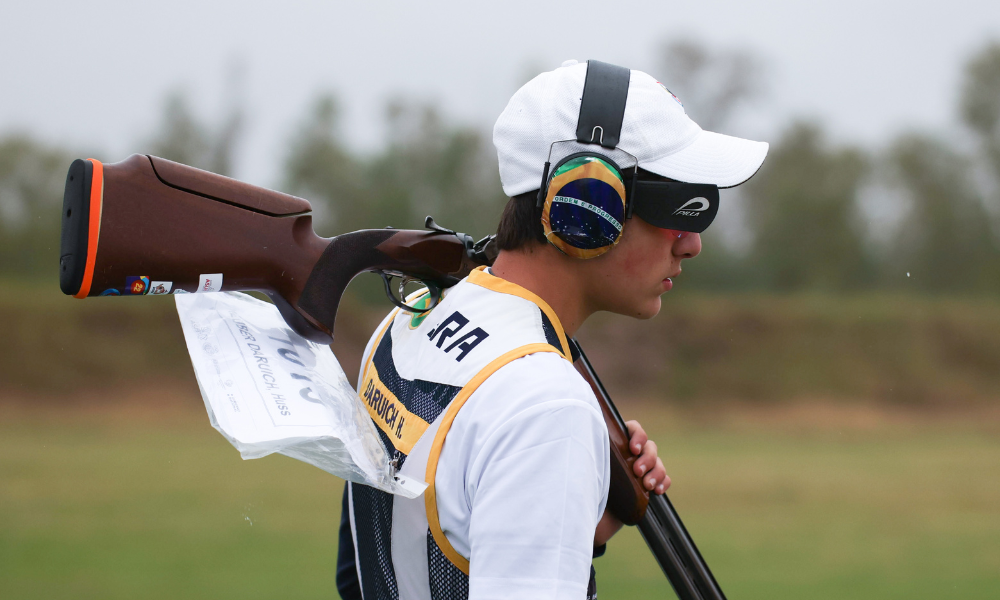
[625,179,719,234]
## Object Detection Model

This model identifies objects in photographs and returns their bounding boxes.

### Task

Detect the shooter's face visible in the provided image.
[579,215,701,320]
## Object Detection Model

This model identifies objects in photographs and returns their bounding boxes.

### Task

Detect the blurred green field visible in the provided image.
[6,280,1000,406]
[2,398,998,600]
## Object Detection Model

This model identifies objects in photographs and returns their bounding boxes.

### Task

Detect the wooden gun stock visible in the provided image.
[59,155,487,343]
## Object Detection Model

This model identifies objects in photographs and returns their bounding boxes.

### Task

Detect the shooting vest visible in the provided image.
[347,266,573,600]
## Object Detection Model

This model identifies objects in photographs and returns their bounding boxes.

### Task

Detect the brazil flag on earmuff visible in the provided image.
[540,155,627,259]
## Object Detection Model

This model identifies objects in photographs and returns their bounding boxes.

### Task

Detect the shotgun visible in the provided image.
[59,154,726,599]
[571,338,727,600]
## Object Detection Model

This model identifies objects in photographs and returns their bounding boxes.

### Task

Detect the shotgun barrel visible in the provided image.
[571,338,728,600]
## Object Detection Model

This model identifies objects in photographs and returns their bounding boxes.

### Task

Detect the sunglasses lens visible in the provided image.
[666,229,691,239]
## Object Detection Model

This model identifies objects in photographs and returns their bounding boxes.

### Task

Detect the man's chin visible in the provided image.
[600,292,662,320]
[628,297,662,320]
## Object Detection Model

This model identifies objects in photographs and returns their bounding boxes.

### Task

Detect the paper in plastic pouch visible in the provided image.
[175,291,425,498]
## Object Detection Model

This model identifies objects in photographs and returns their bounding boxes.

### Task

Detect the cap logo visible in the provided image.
[672,197,710,217]
[656,81,684,110]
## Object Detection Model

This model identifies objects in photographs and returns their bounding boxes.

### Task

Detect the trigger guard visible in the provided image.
[379,272,443,314]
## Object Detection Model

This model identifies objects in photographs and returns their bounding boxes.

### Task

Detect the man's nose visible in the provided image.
[674,232,701,259]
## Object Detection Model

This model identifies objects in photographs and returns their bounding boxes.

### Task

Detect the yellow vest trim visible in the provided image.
[424,342,565,575]
[358,307,436,454]
[360,361,430,455]
[466,267,572,358]
[360,308,400,386]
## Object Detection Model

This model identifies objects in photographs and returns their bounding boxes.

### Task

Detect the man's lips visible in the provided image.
[662,272,681,292]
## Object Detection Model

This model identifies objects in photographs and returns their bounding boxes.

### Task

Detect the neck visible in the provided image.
[490,244,593,337]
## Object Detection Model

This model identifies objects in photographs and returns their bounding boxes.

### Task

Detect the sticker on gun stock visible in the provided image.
[125,276,150,295]
[148,281,173,295]
[99,288,121,296]
[197,273,223,293]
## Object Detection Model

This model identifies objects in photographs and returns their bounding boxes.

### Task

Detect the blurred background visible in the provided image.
[2,1,999,598]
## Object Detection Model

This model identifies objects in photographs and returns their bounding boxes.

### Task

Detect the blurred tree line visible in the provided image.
[2,41,999,296]
[281,95,505,239]
[663,39,1000,293]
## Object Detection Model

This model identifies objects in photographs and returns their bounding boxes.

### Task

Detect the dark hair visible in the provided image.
[495,190,546,251]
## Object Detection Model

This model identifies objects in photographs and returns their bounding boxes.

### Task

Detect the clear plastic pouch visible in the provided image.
[175,291,425,498]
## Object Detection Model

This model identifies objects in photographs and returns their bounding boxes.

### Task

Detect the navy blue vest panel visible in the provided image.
[337,486,363,600]
[427,531,470,600]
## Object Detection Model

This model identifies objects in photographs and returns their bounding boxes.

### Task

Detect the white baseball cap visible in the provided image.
[493,59,769,197]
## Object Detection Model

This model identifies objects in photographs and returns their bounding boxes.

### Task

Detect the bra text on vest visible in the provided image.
[426,311,490,362]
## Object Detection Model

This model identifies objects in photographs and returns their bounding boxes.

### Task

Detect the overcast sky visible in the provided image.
[3,0,999,187]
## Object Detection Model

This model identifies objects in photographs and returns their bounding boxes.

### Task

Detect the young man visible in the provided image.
[337,59,768,600]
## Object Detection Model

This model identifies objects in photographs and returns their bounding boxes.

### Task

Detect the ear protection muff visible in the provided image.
[536,60,633,259]
[539,153,628,259]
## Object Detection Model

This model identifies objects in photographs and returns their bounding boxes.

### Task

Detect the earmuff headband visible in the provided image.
[576,60,631,149]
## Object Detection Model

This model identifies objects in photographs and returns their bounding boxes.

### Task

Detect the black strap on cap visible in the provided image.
[576,60,631,149]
